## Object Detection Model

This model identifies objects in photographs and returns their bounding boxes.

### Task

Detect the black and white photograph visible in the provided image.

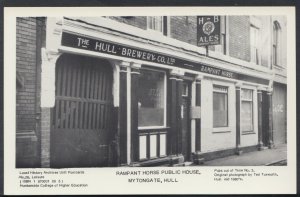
[15,15,288,168]
[4,6,296,195]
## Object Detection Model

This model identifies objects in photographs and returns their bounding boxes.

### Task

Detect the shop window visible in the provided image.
[138,69,166,127]
[241,89,253,132]
[213,85,228,127]
[250,25,261,65]
[273,21,282,66]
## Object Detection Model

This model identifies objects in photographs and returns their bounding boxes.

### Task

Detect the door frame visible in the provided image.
[181,79,192,161]
[261,91,269,146]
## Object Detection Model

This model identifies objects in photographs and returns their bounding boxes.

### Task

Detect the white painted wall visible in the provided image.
[190,81,196,153]
[200,78,236,152]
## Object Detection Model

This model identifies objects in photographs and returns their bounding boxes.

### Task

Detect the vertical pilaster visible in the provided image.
[192,76,204,165]
[119,61,129,165]
[40,49,60,167]
[195,79,201,152]
[176,76,183,155]
[130,63,141,162]
[169,73,178,155]
[267,90,275,148]
[257,89,264,150]
[235,84,242,154]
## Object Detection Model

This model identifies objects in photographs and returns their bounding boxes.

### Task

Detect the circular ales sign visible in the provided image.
[203,21,215,36]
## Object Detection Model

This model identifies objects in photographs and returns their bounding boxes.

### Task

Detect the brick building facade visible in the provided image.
[16,17,45,167]
[16,16,287,167]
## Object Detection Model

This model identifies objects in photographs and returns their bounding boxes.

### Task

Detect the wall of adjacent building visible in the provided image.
[228,16,251,62]
[16,17,45,167]
[272,15,287,69]
[271,16,287,145]
[200,79,236,152]
[16,17,38,132]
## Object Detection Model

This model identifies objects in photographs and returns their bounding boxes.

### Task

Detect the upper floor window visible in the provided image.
[147,16,169,36]
[215,16,227,54]
[250,25,261,65]
[273,21,282,66]
[147,16,163,33]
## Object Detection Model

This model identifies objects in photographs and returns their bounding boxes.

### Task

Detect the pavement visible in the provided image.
[198,144,287,166]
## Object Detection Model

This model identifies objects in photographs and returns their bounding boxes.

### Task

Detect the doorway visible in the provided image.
[50,54,114,168]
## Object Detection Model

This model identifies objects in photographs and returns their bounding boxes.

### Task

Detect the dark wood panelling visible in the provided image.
[176,79,183,155]
[138,129,168,161]
[169,77,177,155]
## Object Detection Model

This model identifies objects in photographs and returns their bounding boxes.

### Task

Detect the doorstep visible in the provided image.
[129,154,185,167]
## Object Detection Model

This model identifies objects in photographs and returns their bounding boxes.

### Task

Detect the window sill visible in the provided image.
[212,127,231,133]
[242,131,256,135]
[273,64,286,70]
[138,127,170,134]
[146,29,164,36]
[138,126,169,130]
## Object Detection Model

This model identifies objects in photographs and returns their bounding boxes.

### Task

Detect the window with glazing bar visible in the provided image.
[250,25,261,65]
[213,85,228,127]
[215,16,227,54]
[273,21,281,66]
[241,89,253,133]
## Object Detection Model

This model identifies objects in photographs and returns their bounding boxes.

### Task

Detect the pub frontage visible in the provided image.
[16,16,286,168]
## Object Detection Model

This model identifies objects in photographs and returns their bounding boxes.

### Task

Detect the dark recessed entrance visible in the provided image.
[50,54,114,168]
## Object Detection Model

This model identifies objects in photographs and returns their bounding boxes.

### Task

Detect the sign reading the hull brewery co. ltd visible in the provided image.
[60,32,270,85]
[197,16,221,46]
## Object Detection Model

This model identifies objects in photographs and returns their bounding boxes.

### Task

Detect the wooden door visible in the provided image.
[51,54,113,168]
[181,81,191,161]
[273,84,287,144]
